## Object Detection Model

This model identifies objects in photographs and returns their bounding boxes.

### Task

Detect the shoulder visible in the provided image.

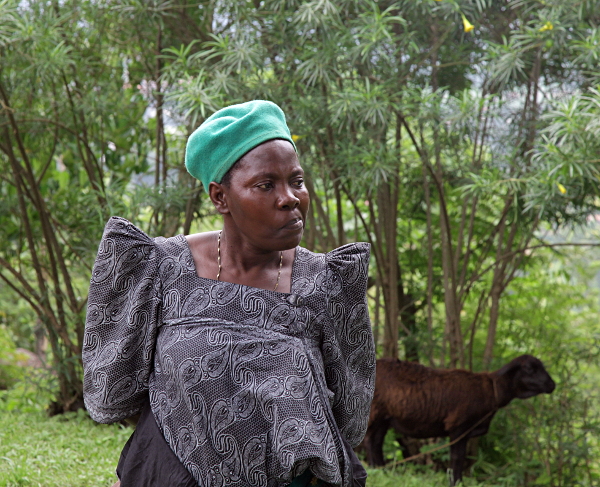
[101,216,188,253]
[325,242,370,267]
[101,216,153,244]
[295,243,370,291]
[296,242,370,262]
[94,217,191,279]
[296,242,370,273]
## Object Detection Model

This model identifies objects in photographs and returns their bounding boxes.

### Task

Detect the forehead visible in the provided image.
[233,139,301,178]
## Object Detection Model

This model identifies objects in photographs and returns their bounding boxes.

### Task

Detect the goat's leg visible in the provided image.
[396,435,412,460]
[449,437,467,486]
[365,419,390,466]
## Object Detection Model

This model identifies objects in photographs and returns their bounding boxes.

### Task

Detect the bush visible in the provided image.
[0,325,25,390]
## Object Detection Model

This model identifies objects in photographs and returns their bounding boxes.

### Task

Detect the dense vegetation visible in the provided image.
[1,0,599,485]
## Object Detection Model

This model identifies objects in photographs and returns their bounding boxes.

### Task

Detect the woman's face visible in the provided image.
[213,139,310,252]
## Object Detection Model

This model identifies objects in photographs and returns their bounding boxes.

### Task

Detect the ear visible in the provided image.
[496,356,523,377]
[209,182,230,215]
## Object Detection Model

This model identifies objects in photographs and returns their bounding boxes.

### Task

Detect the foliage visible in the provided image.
[0,368,57,414]
[365,465,492,486]
[0,0,209,412]
[160,0,600,369]
[0,325,22,389]
[468,250,600,486]
[1,0,600,484]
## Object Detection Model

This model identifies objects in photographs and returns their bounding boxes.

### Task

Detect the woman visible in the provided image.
[83,100,375,487]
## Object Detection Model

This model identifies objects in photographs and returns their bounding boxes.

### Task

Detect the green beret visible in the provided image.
[185,100,297,191]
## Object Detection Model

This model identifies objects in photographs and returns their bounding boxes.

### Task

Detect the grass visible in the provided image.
[0,410,130,487]
[0,406,507,487]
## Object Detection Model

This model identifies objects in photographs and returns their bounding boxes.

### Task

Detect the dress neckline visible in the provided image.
[178,234,302,296]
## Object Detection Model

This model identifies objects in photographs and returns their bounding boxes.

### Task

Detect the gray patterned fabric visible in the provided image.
[83,217,375,487]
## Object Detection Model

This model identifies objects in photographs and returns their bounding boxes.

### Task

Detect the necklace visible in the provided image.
[217,230,283,291]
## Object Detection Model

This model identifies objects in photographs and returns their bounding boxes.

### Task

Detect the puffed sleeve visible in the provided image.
[323,243,376,447]
[82,217,162,424]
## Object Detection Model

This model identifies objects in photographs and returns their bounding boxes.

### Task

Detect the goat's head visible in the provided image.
[497,354,556,399]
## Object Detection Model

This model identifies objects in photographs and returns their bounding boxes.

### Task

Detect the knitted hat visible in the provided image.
[185,100,297,191]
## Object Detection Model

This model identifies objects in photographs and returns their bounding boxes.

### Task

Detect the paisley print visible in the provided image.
[263,338,288,357]
[176,426,197,460]
[159,256,182,289]
[83,216,375,487]
[81,329,100,360]
[183,287,211,315]
[243,435,268,487]
[116,330,145,360]
[86,304,104,328]
[277,418,306,449]
[207,466,224,487]
[106,374,138,404]
[163,288,182,321]
[285,375,312,399]
[241,291,266,319]
[231,341,262,384]
[232,387,256,419]
[93,341,118,369]
[179,359,203,388]
[256,376,285,422]
[201,346,230,379]
[191,406,209,445]
[306,421,329,444]
[220,435,242,484]
[212,282,239,306]
[105,293,130,324]
[130,277,157,310]
[265,303,295,330]
[91,238,115,283]
[115,244,150,277]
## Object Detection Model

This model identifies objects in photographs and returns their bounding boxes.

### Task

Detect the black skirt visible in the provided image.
[116,403,366,487]
[117,403,198,487]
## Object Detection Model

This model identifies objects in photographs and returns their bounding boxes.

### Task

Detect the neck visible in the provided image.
[219,230,284,274]
[490,373,513,408]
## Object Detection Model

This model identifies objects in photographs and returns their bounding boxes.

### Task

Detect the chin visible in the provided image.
[276,230,304,251]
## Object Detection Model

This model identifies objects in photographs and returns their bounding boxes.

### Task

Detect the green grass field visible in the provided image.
[0,410,498,487]
[0,410,129,487]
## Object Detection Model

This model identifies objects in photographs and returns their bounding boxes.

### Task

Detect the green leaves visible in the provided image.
[293,0,341,27]
[0,0,19,47]
[529,88,600,219]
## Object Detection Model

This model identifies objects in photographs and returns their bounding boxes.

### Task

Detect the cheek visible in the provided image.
[299,191,310,214]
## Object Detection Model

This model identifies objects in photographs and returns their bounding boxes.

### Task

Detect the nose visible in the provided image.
[278,186,300,210]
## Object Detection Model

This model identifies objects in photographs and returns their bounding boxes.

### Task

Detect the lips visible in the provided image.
[283,217,303,230]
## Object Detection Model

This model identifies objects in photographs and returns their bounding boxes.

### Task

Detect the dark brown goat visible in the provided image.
[363,355,555,485]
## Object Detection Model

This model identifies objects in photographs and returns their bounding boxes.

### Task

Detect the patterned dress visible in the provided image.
[83,217,375,487]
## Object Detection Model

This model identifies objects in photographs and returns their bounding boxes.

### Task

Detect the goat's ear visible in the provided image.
[496,358,522,377]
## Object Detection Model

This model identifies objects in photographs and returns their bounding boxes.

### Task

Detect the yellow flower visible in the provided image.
[539,21,554,32]
[291,134,301,142]
[557,183,567,194]
[462,15,474,33]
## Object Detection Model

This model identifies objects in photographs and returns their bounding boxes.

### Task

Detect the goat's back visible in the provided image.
[371,358,496,437]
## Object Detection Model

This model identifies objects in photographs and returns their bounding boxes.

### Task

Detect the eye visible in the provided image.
[256,182,273,190]
[291,179,304,188]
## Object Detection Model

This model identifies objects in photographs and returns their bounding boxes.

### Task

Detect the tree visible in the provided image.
[0,0,211,411]
[163,0,600,369]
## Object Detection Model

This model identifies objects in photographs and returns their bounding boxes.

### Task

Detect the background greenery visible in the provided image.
[1,0,599,485]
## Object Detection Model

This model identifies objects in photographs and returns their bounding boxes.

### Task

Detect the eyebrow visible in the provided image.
[251,169,304,180]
